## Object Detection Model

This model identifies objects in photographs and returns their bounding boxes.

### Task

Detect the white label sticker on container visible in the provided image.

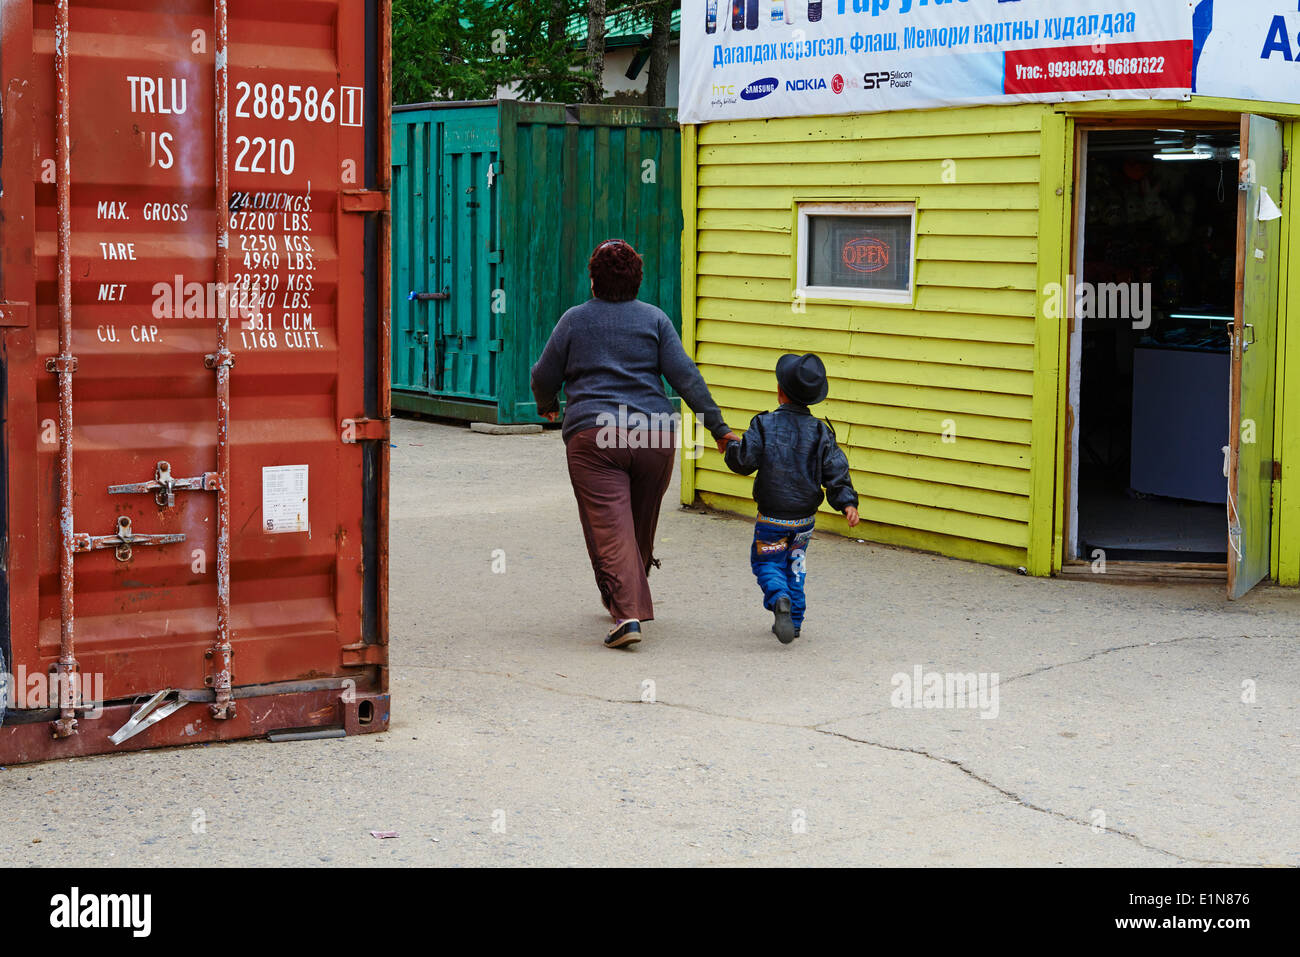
[263,465,309,534]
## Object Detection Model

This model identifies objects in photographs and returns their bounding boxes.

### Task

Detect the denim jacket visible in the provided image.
[723,403,858,520]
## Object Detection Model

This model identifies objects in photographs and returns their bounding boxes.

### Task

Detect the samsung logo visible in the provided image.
[785,78,827,91]
[741,77,779,100]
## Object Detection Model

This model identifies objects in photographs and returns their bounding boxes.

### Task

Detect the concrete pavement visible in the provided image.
[2,416,1296,866]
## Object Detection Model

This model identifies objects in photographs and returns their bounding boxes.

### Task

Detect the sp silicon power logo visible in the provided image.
[842,237,891,273]
[864,69,914,91]
[741,77,778,101]
[831,73,845,94]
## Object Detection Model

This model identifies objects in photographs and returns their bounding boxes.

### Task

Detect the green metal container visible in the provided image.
[391,100,682,423]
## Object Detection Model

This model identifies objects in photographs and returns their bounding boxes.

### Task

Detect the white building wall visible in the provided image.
[496,44,680,108]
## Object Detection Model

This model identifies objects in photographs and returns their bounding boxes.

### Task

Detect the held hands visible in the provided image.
[543,411,560,422]
[716,431,740,453]
[844,506,860,528]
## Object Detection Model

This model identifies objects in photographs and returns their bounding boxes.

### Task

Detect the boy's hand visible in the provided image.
[543,410,560,422]
[844,506,860,528]
[716,431,740,453]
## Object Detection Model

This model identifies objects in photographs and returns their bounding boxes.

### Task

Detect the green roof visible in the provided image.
[568,7,681,48]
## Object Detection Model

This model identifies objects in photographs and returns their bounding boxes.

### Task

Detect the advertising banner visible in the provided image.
[1192,1,1300,104]
[679,0,1197,124]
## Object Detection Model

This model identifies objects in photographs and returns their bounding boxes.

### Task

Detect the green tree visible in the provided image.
[643,0,677,108]
[588,0,680,107]
[393,0,593,105]
[392,0,679,106]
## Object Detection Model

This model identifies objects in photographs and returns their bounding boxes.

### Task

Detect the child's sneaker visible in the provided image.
[771,597,796,644]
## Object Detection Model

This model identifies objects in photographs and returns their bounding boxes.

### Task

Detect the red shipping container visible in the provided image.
[0,0,391,762]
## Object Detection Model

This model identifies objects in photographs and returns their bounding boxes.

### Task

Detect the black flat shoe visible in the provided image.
[605,619,642,648]
[772,597,795,644]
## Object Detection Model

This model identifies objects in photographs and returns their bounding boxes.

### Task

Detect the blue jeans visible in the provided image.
[749,515,815,628]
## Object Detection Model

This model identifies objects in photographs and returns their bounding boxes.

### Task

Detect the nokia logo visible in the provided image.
[741,77,779,100]
[785,77,828,91]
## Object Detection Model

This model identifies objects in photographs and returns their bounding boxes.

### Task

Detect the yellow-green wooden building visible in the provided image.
[677,96,1300,599]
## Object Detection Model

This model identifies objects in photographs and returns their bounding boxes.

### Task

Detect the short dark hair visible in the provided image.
[588,239,643,302]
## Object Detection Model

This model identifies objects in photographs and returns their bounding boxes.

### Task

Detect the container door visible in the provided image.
[1228,115,1284,599]
[438,119,499,401]
[391,116,434,393]
[0,0,388,726]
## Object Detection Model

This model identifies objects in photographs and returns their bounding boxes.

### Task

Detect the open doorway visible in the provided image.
[1071,128,1239,565]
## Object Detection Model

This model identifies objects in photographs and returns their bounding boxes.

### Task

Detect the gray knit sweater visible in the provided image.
[530,298,731,442]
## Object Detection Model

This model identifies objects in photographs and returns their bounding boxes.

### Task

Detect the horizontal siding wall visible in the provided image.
[687,105,1051,569]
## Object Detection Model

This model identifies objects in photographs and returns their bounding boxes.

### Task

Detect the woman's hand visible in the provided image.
[716,431,739,453]
[844,506,860,528]
[543,411,560,422]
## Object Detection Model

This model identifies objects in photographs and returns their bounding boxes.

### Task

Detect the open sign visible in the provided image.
[841,236,891,273]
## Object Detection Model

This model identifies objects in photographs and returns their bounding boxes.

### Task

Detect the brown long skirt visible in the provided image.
[565,428,676,622]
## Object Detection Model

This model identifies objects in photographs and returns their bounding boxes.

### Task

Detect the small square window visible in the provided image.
[796,202,916,304]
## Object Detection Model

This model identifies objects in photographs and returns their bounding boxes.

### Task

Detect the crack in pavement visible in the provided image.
[813,727,1259,867]
[399,661,1267,867]
[809,632,1263,731]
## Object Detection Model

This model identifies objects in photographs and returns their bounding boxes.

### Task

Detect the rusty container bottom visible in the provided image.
[0,686,389,765]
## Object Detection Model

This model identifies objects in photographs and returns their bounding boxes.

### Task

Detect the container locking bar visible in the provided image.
[51,0,78,740]
[408,289,449,301]
[73,516,186,562]
[108,460,221,507]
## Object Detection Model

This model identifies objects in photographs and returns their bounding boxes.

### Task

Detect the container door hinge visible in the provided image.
[341,642,385,666]
[341,417,390,443]
[73,516,186,562]
[341,189,389,213]
[108,460,221,507]
[1272,461,1283,481]
[0,301,30,327]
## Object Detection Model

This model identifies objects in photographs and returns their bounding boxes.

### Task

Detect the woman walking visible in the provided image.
[531,239,737,648]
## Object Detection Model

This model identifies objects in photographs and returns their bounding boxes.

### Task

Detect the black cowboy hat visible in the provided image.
[775,352,829,406]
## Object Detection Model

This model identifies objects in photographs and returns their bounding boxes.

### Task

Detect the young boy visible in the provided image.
[723,353,859,644]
